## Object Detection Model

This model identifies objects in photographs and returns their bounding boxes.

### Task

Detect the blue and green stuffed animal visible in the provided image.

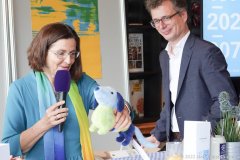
[89,86,158,148]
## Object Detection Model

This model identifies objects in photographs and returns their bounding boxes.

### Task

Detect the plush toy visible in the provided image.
[89,86,158,148]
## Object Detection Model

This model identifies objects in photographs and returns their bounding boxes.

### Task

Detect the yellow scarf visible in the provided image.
[68,81,94,160]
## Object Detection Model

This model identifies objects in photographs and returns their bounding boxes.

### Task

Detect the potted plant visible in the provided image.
[215,91,240,159]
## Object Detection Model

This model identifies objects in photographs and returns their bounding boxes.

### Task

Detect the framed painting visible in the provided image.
[31,0,102,78]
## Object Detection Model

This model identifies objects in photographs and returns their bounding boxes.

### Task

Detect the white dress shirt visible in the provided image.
[166,31,190,132]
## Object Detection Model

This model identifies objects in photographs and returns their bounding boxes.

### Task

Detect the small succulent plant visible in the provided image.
[215,91,240,142]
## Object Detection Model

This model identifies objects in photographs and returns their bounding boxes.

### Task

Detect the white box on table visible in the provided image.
[0,143,10,160]
[183,121,211,160]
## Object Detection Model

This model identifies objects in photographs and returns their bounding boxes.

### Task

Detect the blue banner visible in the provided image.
[203,0,240,77]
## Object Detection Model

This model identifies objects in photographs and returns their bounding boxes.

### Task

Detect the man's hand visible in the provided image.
[146,135,160,146]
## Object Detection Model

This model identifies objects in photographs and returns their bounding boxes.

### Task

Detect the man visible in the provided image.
[144,0,238,144]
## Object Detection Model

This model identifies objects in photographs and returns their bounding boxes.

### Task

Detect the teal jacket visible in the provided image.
[2,71,98,160]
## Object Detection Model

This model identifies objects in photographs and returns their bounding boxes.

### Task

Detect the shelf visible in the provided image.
[126,0,162,130]
[133,116,159,124]
[127,24,155,33]
[128,23,152,28]
[129,71,160,80]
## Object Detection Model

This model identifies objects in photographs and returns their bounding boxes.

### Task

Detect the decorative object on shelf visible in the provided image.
[130,79,144,118]
[128,33,144,73]
[89,86,158,148]
[215,91,240,159]
[186,0,201,37]
[190,1,201,28]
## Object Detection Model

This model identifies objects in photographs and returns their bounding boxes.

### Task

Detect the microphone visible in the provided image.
[54,70,71,132]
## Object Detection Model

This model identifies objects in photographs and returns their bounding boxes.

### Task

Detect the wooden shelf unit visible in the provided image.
[125,0,165,134]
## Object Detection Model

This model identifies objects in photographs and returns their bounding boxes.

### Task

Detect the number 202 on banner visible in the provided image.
[203,0,240,59]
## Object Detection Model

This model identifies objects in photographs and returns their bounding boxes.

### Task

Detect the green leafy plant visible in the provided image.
[215,91,240,142]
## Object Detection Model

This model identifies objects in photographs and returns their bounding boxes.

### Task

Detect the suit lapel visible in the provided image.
[176,34,195,98]
[161,50,170,98]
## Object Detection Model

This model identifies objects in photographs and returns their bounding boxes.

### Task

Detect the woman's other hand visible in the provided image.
[113,106,131,131]
[10,155,23,160]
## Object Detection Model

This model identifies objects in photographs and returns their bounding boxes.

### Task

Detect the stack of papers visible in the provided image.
[109,140,165,160]
[110,151,165,160]
[94,140,164,160]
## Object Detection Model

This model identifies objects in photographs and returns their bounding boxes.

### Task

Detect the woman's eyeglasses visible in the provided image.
[49,50,80,59]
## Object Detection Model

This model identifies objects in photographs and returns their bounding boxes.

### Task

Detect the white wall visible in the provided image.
[1,0,130,151]
[0,0,17,141]
[90,0,130,151]
[0,0,8,140]
[12,0,32,77]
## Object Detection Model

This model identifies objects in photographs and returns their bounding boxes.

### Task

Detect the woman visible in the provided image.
[2,22,131,160]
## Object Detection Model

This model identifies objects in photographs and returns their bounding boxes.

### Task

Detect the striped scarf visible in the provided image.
[36,72,94,160]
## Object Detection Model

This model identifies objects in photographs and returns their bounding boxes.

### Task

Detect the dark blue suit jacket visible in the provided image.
[151,33,238,141]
